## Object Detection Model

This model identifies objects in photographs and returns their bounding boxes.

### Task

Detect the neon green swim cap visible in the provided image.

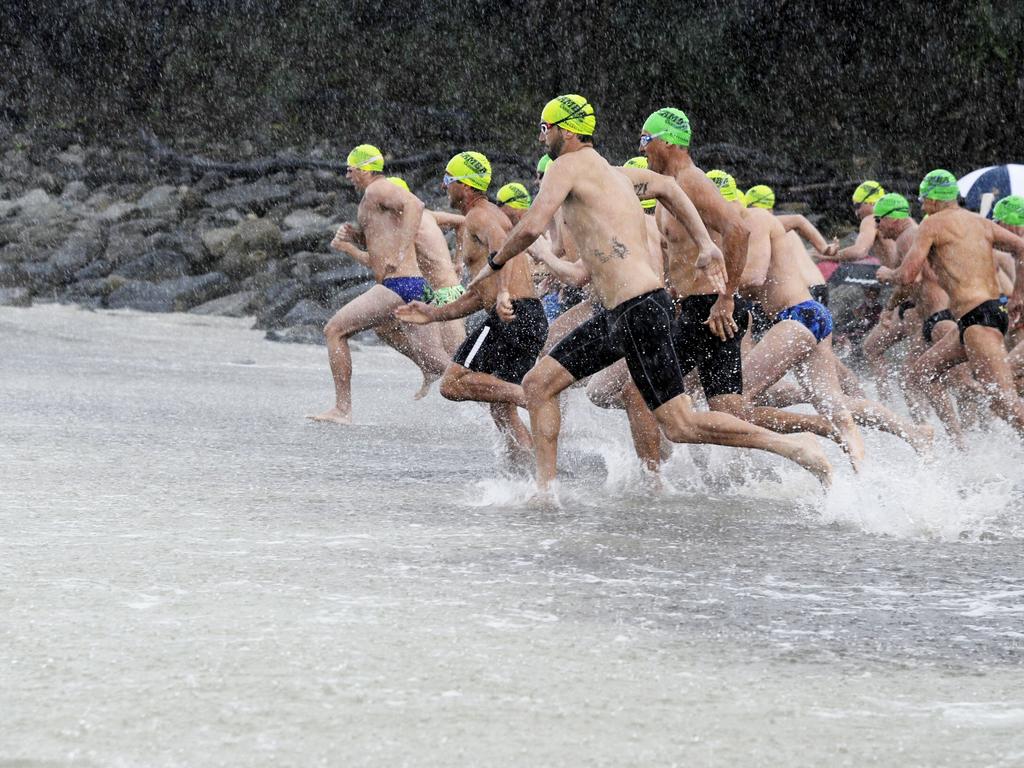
[641,108,692,148]
[623,157,656,209]
[707,169,740,200]
[993,195,1024,226]
[497,182,531,210]
[536,154,551,175]
[919,169,959,201]
[386,176,409,192]
[444,151,491,192]
[745,185,775,209]
[541,94,596,136]
[873,193,910,220]
[852,181,885,205]
[346,144,384,172]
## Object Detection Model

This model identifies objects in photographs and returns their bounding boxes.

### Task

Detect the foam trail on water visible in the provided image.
[820,422,1024,541]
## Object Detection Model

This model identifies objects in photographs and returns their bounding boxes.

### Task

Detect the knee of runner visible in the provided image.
[438,370,463,401]
[522,368,553,406]
[658,410,700,444]
[323,317,351,341]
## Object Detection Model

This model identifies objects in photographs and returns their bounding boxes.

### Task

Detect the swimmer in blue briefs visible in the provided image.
[308,145,455,425]
[739,188,935,467]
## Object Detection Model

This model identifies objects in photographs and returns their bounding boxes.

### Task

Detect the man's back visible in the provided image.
[925,208,1000,316]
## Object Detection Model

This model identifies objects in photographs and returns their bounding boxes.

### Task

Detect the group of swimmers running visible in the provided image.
[307,94,1024,497]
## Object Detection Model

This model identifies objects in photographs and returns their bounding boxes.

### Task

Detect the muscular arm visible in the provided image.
[528,235,590,287]
[835,216,877,262]
[890,225,934,285]
[467,162,572,288]
[332,241,371,267]
[618,167,716,253]
[777,214,832,254]
[991,225,1024,309]
[429,210,466,231]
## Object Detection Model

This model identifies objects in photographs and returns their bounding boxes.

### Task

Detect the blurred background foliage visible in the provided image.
[3,0,1023,179]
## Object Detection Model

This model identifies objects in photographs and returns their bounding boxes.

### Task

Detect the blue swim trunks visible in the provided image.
[776,299,833,343]
[382,276,427,303]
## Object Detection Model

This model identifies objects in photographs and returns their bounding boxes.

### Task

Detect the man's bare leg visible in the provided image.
[522,357,579,493]
[651,395,833,486]
[308,285,407,424]
[587,363,670,471]
[439,318,466,356]
[374,318,452,400]
[439,363,527,408]
[710,393,842,444]
[906,330,969,446]
[862,312,909,402]
[793,337,866,470]
[490,401,533,462]
[541,301,593,355]
[964,324,1024,436]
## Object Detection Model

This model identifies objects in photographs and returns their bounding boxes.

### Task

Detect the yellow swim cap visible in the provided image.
[346,144,384,172]
[707,169,741,202]
[852,180,885,204]
[386,176,409,192]
[745,184,775,209]
[623,157,656,209]
[444,151,491,192]
[497,182,531,210]
[541,94,596,136]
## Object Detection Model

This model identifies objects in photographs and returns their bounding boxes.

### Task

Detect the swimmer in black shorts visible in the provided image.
[878,170,1024,441]
[396,151,547,464]
[469,97,833,494]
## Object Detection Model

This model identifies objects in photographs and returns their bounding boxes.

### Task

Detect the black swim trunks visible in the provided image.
[809,283,830,308]
[897,299,917,320]
[672,293,748,400]
[957,298,1009,344]
[452,298,548,384]
[921,309,954,344]
[748,301,776,341]
[550,288,684,411]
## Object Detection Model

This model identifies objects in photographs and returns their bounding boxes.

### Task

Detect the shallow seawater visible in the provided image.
[2,304,1022,767]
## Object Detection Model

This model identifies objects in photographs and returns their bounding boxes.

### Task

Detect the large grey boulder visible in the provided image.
[115,250,190,281]
[253,279,306,329]
[203,182,291,214]
[201,218,282,279]
[282,298,331,328]
[189,290,257,317]
[135,184,183,220]
[50,229,106,281]
[107,272,231,312]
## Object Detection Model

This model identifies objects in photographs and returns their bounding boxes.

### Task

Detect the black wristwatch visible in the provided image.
[487,251,504,271]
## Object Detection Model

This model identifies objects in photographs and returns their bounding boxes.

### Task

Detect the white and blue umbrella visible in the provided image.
[957,164,1024,216]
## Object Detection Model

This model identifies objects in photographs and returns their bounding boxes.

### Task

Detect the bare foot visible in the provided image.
[836,420,865,472]
[906,423,935,455]
[414,372,439,400]
[526,485,561,510]
[783,433,833,488]
[306,407,352,425]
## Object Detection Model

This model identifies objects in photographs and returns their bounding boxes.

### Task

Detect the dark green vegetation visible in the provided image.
[4,1,1023,188]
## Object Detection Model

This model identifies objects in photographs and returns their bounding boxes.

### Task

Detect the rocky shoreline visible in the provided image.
[0,131,869,347]
[0,134,438,344]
